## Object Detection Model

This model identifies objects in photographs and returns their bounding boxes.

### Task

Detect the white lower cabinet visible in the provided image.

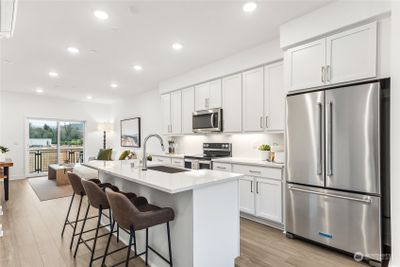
[255,177,282,222]
[152,156,172,165]
[171,158,185,168]
[239,176,256,215]
[234,164,283,224]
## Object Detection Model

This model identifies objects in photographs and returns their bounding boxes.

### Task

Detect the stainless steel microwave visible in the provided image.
[192,108,222,133]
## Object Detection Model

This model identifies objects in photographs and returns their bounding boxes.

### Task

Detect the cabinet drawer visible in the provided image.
[152,156,172,165]
[233,164,282,180]
[213,162,232,172]
[171,158,184,167]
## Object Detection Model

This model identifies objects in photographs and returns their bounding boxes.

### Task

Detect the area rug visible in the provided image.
[28,176,73,201]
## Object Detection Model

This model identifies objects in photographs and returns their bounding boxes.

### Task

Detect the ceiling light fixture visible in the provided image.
[67,47,79,54]
[86,95,93,100]
[48,71,59,77]
[133,65,142,71]
[94,10,109,20]
[35,88,44,93]
[242,2,257,13]
[110,82,118,88]
[172,42,183,51]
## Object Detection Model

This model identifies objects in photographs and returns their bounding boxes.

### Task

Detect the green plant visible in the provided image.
[0,145,9,154]
[258,144,271,151]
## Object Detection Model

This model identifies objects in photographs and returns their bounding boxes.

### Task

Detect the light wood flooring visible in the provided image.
[0,179,366,267]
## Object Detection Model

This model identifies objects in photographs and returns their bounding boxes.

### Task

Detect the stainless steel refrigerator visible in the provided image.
[285,80,390,265]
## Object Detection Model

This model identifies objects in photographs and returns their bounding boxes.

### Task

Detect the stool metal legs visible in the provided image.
[61,193,75,237]
[69,194,83,249]
[74,203,90,257]
[89,207,103,267]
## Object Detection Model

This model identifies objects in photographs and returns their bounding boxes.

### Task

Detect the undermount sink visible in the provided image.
[147,165,189,174]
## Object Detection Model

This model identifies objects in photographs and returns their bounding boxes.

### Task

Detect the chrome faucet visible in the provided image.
[142,134,165,170]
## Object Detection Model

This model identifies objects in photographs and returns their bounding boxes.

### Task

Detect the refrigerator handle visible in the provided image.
[317,103,323,175]
[327,101,333,177]
[288,186,372,204]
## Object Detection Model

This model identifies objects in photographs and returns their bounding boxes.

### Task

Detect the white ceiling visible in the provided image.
[1,0,330,104]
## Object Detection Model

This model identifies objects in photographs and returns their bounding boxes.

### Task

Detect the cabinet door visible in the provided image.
[255,177,282,223]
[243,67,264,132]
[161,94,171,134]
[209,79,222,109]
[222,74,242,132]
[285,38,326,91]
[170,91,182,134]
[182,87,195,134]
[195,82,209,111]
[152,156,172,165]
[326,22,377,84]
[265,61,285,131]
[239,176,255,215]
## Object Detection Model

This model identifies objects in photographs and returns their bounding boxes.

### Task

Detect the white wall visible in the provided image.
[159,38,282,94]
[390,2,400,266]
[0,91,113,179]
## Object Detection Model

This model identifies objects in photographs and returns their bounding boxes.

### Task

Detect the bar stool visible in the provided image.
[76,179,137,266]
[105,189,175,267]
[61,172,112,249]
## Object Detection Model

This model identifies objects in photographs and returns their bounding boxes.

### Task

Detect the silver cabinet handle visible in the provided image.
[250,181,253,193]
[259,116,263,129]
[326,65,331,82]
[288,186,371,204]
[321,66,325,83]
[265,116,269,128]
[256,181,259,194]
[317,102,323,175]
[249,170,261,174]
[216,166,226,170]
[327,102,333,176]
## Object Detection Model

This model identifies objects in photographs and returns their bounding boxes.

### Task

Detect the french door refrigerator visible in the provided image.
[286,80,389,265]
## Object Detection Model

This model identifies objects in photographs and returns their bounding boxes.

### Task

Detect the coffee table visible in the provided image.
[48,164,74,186]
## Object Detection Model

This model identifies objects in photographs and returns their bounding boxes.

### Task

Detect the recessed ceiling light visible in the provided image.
[172,43,183,51]
[94,10,109,20]
[133,65,142,71]
[110,82,118,88]
[67,47,79,54]
[48,71,59,77]
[242,2,257,13]
[35,88,44,93]
[86,95,93,100]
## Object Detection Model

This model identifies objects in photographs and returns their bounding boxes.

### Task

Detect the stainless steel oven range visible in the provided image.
[184,143,232,170]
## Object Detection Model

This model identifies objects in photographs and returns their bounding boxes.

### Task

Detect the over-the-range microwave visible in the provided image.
[192,108,222,133]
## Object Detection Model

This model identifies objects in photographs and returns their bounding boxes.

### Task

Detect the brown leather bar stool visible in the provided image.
[105,189,175,267]
[61,172,111,250]
[77,179,137,267]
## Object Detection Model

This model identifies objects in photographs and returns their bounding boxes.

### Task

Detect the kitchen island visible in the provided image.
[83,160,243,267]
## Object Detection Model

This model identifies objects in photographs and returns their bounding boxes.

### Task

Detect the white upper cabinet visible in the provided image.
[285,38,326,91]
[182,87,195,134]
[285,22,378,92]
[161,93,171,134]
[222,74,242,133]
[195,79,222,111]
[170,90,182,134]
[243,67,264,132]
[265,62,285,131]
[326,22,377,84]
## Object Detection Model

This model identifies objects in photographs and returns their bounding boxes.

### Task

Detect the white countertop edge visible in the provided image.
[212,158,284,169]
[83,163,243,194]
[151,153,185,159]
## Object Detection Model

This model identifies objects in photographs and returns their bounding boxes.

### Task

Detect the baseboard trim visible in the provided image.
[240,213,284,231]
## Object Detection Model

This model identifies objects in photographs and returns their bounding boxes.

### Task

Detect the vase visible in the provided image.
[259,150,270,161]
[0,153,5,162]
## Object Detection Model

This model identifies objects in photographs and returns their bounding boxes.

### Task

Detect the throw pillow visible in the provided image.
[119,150,130,160]
[97,149,112,160]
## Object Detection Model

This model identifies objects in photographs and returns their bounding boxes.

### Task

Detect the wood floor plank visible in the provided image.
[0,179,368,267]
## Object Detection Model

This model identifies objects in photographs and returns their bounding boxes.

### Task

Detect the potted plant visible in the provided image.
[258,144,271,161]
[0,145,10,162]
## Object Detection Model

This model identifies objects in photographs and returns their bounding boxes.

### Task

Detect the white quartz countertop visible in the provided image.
[212,157,284,169]
[83,160,242,194]
[151,153,185,159]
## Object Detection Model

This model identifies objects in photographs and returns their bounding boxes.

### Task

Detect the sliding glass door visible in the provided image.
[26,119,85,177]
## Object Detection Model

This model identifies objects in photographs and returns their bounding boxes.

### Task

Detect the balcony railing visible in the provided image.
[28,146,84,174]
